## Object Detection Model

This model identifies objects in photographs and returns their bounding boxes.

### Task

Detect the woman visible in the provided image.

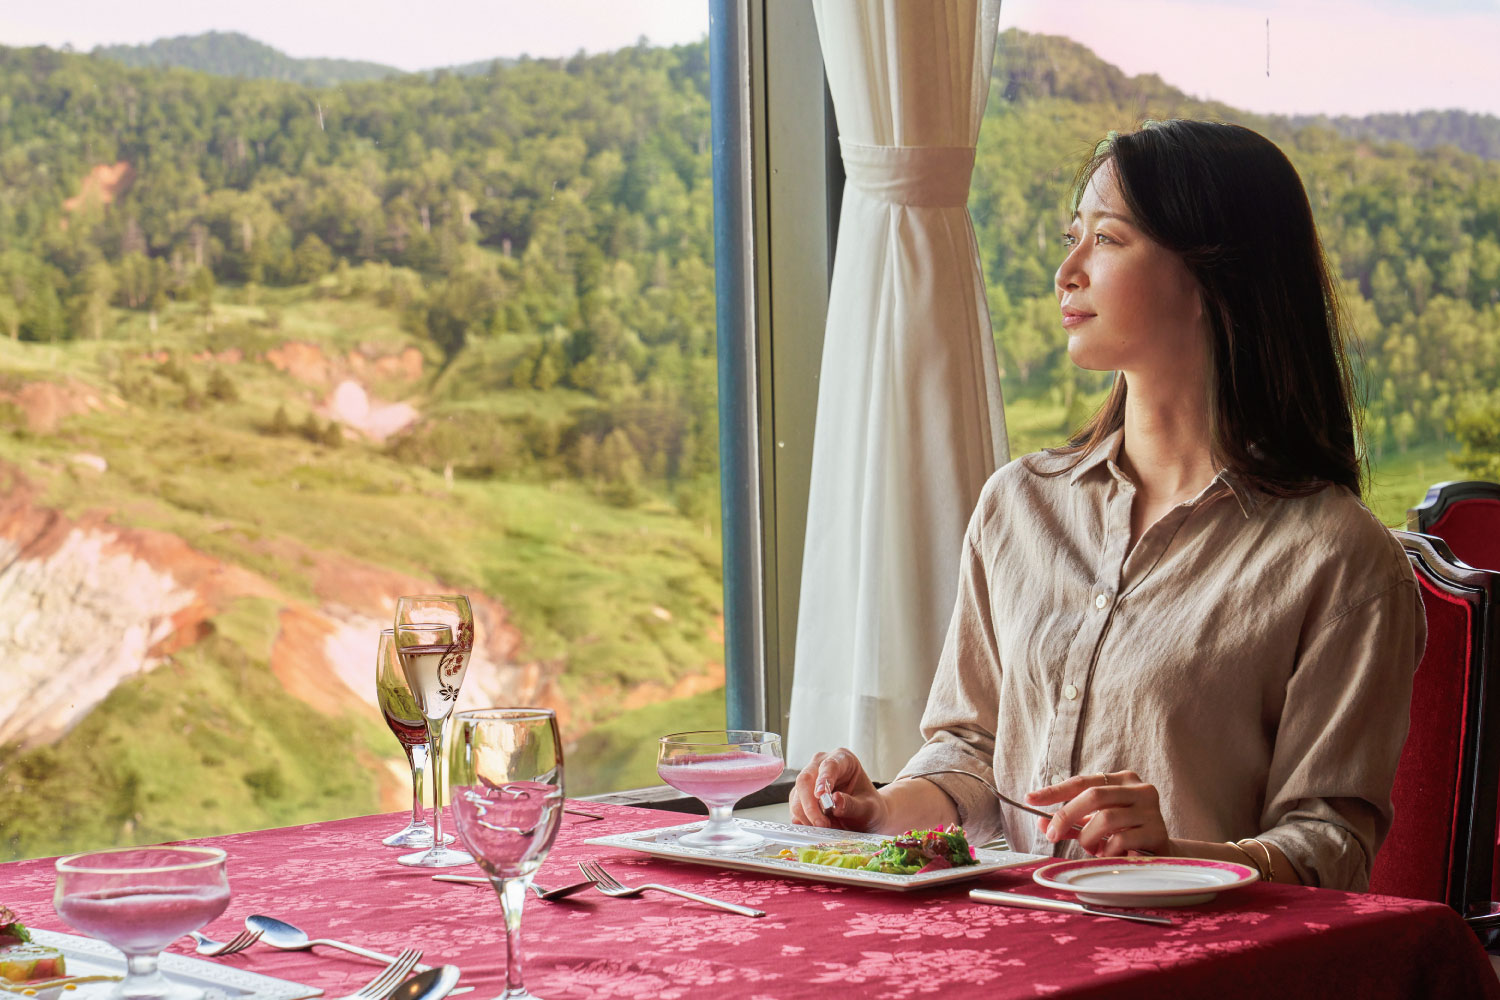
[788,120,1425,892]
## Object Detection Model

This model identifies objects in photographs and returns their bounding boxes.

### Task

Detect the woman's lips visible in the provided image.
[1061,311,1095,328]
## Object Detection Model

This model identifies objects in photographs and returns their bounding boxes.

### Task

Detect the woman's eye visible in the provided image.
[1093,232,1114,245]
[1061,232,1078,248]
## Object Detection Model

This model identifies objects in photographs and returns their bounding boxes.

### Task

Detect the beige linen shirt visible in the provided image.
[900,429,1425,891]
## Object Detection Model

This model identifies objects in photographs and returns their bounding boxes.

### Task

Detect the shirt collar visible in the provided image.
[1067,427,1125,485]
[1214,469,1259,519]
[1067,427,1258,519]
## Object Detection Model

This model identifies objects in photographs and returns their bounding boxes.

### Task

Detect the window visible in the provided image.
[0,5,723,860]
[730,0,1500,745]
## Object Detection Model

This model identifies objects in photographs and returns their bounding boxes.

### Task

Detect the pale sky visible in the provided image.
[0,0,1497,117]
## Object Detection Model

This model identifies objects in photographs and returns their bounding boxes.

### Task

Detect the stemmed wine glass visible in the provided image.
[375,628,453,849]
[449,708,565,1000]
[54,846,230,1000]
[657,730,784,852]
[394,621,473,867]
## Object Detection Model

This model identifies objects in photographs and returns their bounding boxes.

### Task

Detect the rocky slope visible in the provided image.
[0,463,564,753]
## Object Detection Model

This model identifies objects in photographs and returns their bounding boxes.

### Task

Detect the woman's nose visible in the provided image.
[1056,257,1086,294]
[1055,244,1088,294]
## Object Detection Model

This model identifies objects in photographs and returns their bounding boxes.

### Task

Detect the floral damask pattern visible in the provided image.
[807,947,1026,998]
[3,804,1496,1000]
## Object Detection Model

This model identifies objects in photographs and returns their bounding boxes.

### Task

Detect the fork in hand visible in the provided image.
[186,929,264,957]
[904,767,1157,857]
[329,948,423,1000]
[578,860,765,918]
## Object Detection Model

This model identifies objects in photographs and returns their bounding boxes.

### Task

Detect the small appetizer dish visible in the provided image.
[0,906,68,987]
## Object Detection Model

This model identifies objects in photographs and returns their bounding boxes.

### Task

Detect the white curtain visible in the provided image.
[787,0,1008,781]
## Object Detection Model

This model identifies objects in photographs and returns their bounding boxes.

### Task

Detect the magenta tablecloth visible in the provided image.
[3,804,1496,1000]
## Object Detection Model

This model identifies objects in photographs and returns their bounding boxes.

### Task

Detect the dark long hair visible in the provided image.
[1056,120,1364,498]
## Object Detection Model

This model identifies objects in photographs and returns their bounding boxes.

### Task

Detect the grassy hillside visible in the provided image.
[0,284,724,860]
[0,598,392,860]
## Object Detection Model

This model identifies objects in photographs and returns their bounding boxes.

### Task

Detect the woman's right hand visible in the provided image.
[789,748,888,830]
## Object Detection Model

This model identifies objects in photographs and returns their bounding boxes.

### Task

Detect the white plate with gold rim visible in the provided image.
[1032,857,1260,907]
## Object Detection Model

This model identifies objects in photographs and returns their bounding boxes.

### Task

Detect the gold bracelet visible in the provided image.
[1239,838,1277,883]
[1224,840,1266,879]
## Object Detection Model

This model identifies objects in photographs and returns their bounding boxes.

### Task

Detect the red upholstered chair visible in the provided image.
[1369,531,1500,931]
[1408,480,1500,573]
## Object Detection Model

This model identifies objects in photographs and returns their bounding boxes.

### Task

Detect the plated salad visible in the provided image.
[778,825,978,875]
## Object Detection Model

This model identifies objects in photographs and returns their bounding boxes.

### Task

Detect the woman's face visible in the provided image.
[1055,161,1208,382]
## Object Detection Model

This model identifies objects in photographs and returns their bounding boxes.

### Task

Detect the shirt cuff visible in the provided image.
[895,743,1004,845]
[1256,820,1370,891]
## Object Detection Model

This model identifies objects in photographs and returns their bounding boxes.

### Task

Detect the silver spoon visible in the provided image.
[245,915,433,972]
[389,966,462,1000]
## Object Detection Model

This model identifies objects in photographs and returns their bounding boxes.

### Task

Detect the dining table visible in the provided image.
[3,801,1498,1000]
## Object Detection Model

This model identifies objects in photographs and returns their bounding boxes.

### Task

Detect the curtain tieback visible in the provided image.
[839,140,975,207]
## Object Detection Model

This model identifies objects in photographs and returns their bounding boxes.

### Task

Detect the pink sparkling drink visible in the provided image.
[657,731,784,852]
[657,751,786,806]
[54,846,229,1000]
[55,885,231,955]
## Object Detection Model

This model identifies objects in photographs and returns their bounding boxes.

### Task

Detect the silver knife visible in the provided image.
[969,888,1173,925]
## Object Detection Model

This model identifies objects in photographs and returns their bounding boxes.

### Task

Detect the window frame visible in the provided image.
[711,0,838,738]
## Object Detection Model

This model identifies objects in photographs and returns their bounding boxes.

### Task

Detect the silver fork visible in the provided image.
[904,768,1156,856]
[432,874,596,900]
[578,860,764,918]
[186,929,264,957]
[329,948,423,1000]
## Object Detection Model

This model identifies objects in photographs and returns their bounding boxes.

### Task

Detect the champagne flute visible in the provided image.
[450,709,564,1000]
[375,629,453,848]
[657,730,784,852]
[395,620,474,867]
[54,846,229,1000]
[396,594,476,658]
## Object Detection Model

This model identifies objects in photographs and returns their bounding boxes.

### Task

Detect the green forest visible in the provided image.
[0,27,1497,858]
[2,30,1497,491]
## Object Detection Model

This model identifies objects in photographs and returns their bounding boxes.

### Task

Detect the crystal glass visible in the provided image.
[375,629,453,848]
[450,708,565,1000]
[657,730,784,852]
[394,613,474,868]
[54,847,229,1000]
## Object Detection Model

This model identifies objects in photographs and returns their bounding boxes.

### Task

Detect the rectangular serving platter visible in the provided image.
[586,818,1044,890]
[9,930,322,1000]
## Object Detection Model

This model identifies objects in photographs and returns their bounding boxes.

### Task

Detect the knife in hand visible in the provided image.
[969,888,1173,925]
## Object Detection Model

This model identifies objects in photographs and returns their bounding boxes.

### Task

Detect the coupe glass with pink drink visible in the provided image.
[54,846,230,1000]
[657,730,784,852]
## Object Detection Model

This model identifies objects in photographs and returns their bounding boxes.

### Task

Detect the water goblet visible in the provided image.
[54,846,230,1000]
[375,629,454,849]
[657,730,784,852]
[395,616,474,868]
[449,708,565,1000]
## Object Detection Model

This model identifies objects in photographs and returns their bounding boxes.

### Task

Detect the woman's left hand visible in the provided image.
[1026,771,1171,858]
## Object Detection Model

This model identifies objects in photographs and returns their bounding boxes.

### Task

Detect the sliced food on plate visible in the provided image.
[0,906,67,985]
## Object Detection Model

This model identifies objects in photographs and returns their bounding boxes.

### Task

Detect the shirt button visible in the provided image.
[1095,593,1110,610]
[1063,684,1079,700]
